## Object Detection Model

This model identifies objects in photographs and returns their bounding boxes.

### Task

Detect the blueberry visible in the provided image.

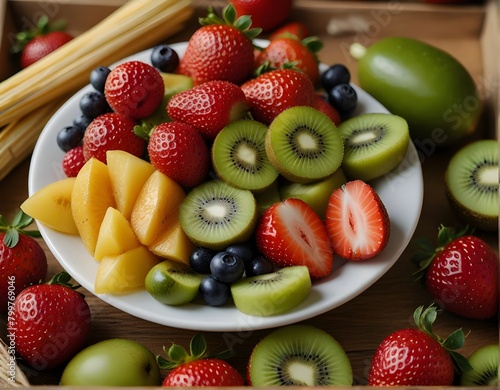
[327,83,358,116]
[210,252,245,284]
[225,242,256,266]
[151,45,179,73]
[199,275,231,306]
[73,114,92,132]
[321,64,351,91]
[56,125,84,152]
[189,247,216,274]
[90,66,111,92]
[79,91,110,120]
[245,255,274,277]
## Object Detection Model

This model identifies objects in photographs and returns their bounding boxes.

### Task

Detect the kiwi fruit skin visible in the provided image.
[145,259,203,305]
[212,119,279,192]
[178,180,257,251]
[338,113,410,181]
[247,324,353,386]
[445,139,499,231]
[460,344,498,386]
[265,106,344,183]
[230,265,311,316]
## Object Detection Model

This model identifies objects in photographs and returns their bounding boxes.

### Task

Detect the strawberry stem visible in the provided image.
[46,271,82,290]
[413,305,472,373]
[12,15,68,53]
[0,210,41,248]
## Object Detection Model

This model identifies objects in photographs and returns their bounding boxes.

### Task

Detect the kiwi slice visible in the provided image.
[179,180,257,251]
[145,259,203,305]
[460,344,498,386]
[445,139,499,231]
[212,119,279,192]
[247,324,353,386]
[265,106,344,183]
[337,113,410,181]
[231,265,311,316]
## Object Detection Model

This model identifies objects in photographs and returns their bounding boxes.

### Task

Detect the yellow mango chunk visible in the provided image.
[72,158,116,256]
[106,150,155,220]
[131,170,185,246]
[94,246,160,294]
[21,177,78,234]
[94,207,141,261]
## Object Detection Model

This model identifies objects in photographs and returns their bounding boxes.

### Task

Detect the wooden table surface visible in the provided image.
[1,1,499,387]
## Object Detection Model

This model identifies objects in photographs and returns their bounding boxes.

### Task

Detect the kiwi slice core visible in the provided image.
[266,106,344,183]
[445,139,498,231]
[179,180,257,250]
[248,324,353,386]
[337,113,410,181]
[212,120,279,191]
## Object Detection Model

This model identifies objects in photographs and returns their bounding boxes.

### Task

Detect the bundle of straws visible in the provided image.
[0,0,193,181]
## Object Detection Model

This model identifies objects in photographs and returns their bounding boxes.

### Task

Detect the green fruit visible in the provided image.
[265,106,344,183]
[445,139,498,231]
[212,119,279,192]
[160,72,194,98]
[351,37,481,146]
[337,113,410,181]
[231,266,311,316]
[179,180,257,251]
[60,338,161,386]
[460,344,498,386]
[279,169,347,219]
[247,324,353,386]
[254,180,281,215]
[145,259,203,305]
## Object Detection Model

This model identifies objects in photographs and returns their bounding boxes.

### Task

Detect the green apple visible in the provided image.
[279,169,347,219]
[60,338,161,386]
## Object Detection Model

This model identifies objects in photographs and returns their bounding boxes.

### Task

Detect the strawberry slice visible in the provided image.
[325,180,390,260]
[255,198,333,279]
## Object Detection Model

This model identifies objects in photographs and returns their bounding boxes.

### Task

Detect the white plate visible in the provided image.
[28,41,423,331]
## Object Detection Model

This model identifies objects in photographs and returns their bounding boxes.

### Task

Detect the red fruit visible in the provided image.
[255,198,333,279]
[269,21,310,40]
[167,80,248,140]
[230,0,292,32]
[83,112,145,163]
[62,145,85,177]
[325,180,390,260]
[368,305,471,386]
[240,68,316,125]
[256,36,322,85]
[0,211,47,314]
[313,94,342,126]
[413,225,499,320]
[158,334,244,387]
[148,122,210,187]
[20,31,73,68]
[104,60,164,119]
[181,5,260,85]
[12,272,92,370]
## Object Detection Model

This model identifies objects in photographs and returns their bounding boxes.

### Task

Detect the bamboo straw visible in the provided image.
[0,339,30,387]
[0,0,193,127]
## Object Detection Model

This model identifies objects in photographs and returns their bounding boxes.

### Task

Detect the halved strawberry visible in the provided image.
[325,180,390,260]
[255,198,333,279]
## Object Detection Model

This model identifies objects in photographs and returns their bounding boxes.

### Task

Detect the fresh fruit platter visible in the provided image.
[26,40,423,331]
[1,0,498,387]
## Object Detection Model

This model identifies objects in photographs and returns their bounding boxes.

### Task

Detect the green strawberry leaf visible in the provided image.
[4,228,20,248]
[190,334,207,358]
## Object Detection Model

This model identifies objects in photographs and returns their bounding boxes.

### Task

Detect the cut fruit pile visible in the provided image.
[22,5,414,317]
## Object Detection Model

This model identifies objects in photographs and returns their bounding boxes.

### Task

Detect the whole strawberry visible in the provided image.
[368,305,471,386]
[148,122,210,188]
[104,60,164,119]
[412,225,499,320]
[83,112,146,163]
[255,36,323,85]
[13,15,72,69]
[158,334,243,387]
[0,210,47,314]
[240,67,316,125]
[167,80,248,140]
[230,0,292,32]
[12,272,91,370]
[180,5,261,86]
